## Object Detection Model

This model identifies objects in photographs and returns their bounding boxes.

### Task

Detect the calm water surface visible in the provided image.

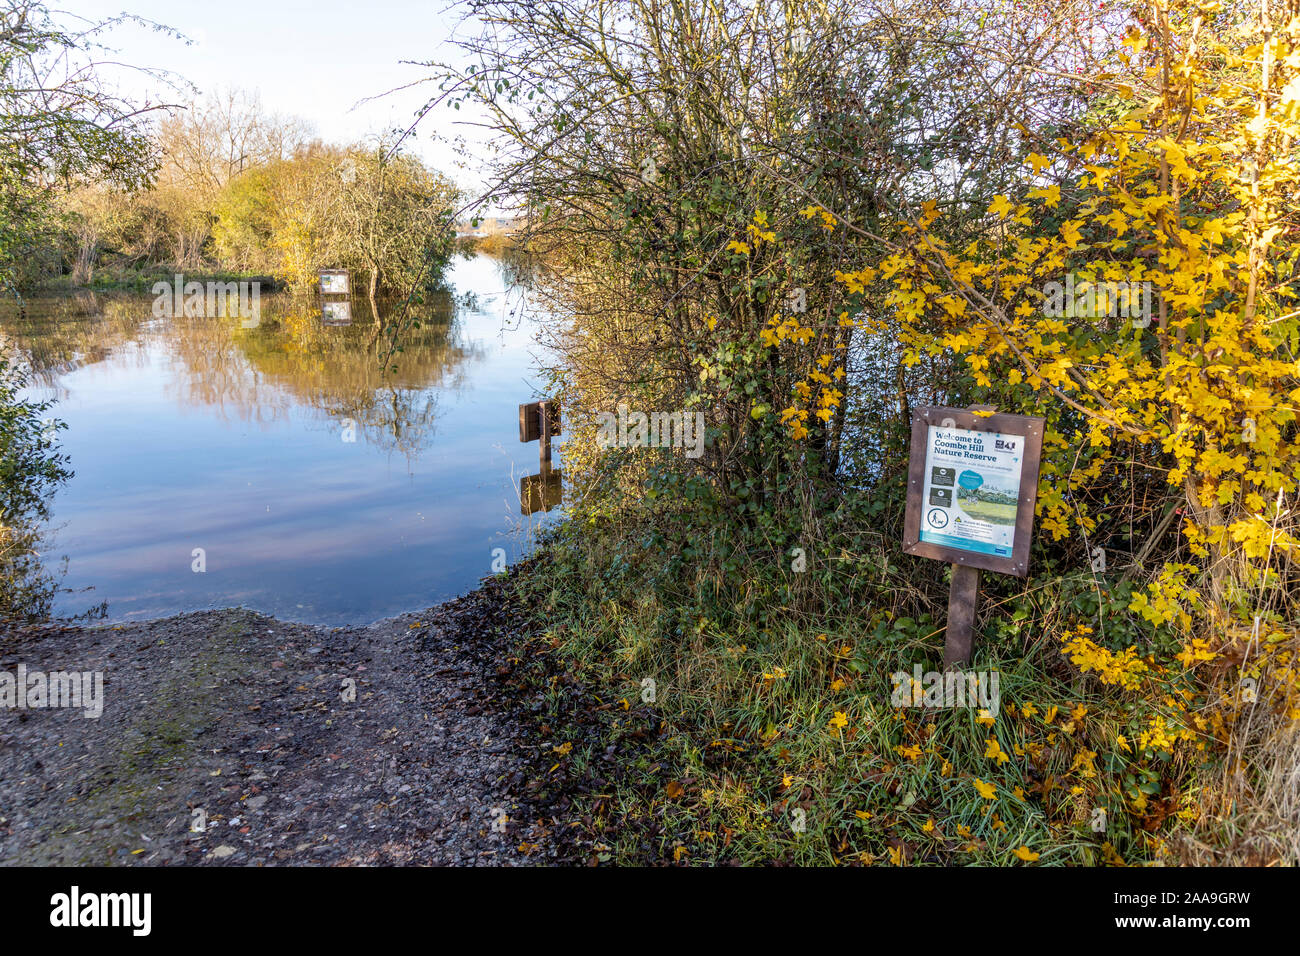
[1,253,560,625]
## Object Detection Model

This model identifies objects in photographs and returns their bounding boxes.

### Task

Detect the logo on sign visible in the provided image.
[927,508,949,529]
[995,438,1017,451]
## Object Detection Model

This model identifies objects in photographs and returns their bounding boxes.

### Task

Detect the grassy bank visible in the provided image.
[500,515,1294,867]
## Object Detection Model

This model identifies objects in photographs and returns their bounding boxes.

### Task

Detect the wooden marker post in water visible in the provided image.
[519,399,562,515]
[901,406,1045,667]
[539,400,554,472]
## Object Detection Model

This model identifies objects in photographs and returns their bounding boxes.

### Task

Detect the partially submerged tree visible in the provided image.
[331,144,461,304]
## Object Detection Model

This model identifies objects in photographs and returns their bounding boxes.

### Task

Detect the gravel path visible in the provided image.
[0,579,550,865]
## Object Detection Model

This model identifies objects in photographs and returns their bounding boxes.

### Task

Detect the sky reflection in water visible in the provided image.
[3,253,557,625]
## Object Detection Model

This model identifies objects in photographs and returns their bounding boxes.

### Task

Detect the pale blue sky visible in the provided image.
[63,0,487,192]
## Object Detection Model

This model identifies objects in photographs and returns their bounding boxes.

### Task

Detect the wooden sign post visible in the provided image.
[539,401,554,472]
[519,399,562,515]
[902,406,1045,667]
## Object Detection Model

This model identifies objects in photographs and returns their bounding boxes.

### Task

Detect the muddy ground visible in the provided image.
[0,577,566,866]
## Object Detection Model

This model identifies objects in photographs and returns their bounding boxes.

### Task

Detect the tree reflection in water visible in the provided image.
[4,284,485,467]
[0,253,544,624]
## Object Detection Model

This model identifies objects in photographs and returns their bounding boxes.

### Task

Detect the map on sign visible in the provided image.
[919,424,1025,557]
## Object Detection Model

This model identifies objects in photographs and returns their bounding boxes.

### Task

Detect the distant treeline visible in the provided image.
[21,91,462,298]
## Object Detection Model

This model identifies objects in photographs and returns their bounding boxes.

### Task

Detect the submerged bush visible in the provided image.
[0,355,72,623]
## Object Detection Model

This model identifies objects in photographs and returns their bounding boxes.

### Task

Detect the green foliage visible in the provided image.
[518,502,1168,865]
[0,356,72,622]
[437,0,1291,864]
[76,139,460,298]
[0,1,164,292]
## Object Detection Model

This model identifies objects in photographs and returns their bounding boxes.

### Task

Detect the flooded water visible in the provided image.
[0,253,560,625]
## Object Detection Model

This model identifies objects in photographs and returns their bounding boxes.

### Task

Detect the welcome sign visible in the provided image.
[920,425,1024,559]
[903,406,1044,578]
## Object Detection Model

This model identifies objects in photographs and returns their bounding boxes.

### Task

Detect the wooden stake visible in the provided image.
[539,400,553,473]
[943,563,980,668]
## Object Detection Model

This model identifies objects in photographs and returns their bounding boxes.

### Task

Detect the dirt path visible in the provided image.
[0,579,552,865]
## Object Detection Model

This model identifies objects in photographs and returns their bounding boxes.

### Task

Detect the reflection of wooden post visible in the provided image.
[519,399,562,515]
[944,564,980,668]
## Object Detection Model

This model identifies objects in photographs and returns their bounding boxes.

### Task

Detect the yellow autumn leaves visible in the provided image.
[841,4,1300,758]
[725,210,777,256]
